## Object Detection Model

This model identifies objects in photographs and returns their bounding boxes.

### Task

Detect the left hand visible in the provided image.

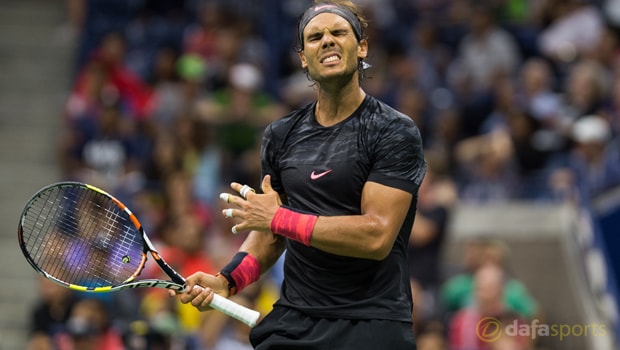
[221,175,282,234]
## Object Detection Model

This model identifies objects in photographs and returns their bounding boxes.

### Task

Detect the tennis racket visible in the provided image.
[17,181,260,327]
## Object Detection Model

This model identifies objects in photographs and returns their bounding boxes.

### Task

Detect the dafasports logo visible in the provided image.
[476,317,503,343]
[476,317,607,342]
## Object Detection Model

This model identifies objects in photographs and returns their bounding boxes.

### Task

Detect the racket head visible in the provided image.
[18,182,148,291]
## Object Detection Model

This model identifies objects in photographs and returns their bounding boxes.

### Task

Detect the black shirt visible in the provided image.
[261,95,426,322]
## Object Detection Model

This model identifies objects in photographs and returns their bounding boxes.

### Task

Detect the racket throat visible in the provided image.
[124,279,185,291]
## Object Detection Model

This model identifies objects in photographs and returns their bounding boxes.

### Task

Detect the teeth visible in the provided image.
[323,55,339,63]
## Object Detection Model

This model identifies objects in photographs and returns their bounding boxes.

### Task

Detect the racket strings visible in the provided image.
[30,192,66,279]
[21,185,145,289]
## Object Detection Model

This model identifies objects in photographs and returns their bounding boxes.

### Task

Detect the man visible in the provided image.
[174,1,426,348]
[448,263,532,350]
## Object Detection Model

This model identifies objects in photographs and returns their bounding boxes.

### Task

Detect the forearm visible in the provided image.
[217,231,285,296]
[270,206,398,260]
[239,230,286,274]
[310,214,395,260]
[269,183,412,261]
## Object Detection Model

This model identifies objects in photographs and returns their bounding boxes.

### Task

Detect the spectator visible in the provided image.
[408,154,456,294]
[54,298,125,350]
[600,74,620,140]
[407,18,452,89]
[448,263,533,350]
[447,2,522,138]
[197,62,287,186]
[553,59,610,144]
[561,114,620,199]
[74,31,154,119]
[538,0,605,64]
[416,320,448,350]
[441,238,539,321]
[27,277,78,350]
[516,57,562,126]
[454,124,519,202]
[61,102,146,196]
[147,46,184,129]
[183,2,231,68]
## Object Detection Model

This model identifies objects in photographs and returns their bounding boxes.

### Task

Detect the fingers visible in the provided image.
[261,175,273,193]
[219,191,242,234]
[229,182,256,200]
[220,182,254,231]
[220,192,241,207]
[221,208,241,234]
[221,179,273,235]
[219,181,255,205]
[191,285,215,309]
[239,184,255,199]
[177,285,215,310]
[223,177,272,204]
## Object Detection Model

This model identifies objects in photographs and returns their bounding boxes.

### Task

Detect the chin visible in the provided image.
[314,68,356,83]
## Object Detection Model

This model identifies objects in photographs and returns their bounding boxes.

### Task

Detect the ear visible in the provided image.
[298,50,308,69]
[357,39,368,60]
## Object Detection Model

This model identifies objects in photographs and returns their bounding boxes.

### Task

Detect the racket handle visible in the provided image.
[210,293,260,327]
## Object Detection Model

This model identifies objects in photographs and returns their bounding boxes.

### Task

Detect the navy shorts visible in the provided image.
[249,306,417,350]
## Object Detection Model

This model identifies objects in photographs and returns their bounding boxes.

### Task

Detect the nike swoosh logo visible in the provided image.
[314,4,337,11]
[310,170,332,180]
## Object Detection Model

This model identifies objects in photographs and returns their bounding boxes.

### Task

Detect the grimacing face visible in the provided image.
[298,12,367,84]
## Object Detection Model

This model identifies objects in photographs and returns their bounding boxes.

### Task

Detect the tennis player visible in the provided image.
[176,1,426,348]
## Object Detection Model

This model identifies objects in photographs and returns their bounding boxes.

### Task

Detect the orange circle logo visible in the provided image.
[476,317,502,343]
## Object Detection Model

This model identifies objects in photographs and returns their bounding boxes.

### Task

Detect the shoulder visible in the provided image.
[364,96,418,129]
[263,102,314,147]
[266,102,314,133]
[362,96,422,143]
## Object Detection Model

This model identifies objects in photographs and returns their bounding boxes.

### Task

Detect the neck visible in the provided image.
[315,82,366,127]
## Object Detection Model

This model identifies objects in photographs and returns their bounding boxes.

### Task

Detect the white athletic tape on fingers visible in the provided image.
[232,226,238,234]
[220,193,230,203]
[225,209,233,218]
[239,185,255,199]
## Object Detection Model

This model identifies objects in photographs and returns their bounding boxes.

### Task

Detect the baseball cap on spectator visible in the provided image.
[572,115,611,143]
[229,63,263,91]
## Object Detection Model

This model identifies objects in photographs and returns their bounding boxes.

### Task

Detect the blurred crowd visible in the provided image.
[26,0,620,349]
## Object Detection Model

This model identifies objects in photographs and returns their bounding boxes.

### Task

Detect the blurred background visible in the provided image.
[1,0,620,349]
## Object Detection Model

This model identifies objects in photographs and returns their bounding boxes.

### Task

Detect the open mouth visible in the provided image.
[321,54,341,64]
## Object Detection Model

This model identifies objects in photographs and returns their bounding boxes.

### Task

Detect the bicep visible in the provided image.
[361,181,413,243]
[307,181,413,260]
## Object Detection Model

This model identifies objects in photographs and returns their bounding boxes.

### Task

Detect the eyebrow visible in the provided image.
[304,23,352,40]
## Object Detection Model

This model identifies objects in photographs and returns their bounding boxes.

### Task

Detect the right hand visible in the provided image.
[169,272,230,312]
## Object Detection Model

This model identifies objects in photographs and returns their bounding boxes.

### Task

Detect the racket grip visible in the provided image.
[210,293,260,327]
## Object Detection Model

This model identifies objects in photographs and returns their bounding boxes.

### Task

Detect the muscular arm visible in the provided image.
[228,177,413,261]
[310,181,412,260]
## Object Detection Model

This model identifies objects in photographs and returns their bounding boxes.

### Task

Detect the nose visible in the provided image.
[321,38,335,49]
[320,31,335,48]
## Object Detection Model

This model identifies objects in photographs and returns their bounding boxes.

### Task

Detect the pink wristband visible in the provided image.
[270,206,318,246]
[220,252,260,295]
